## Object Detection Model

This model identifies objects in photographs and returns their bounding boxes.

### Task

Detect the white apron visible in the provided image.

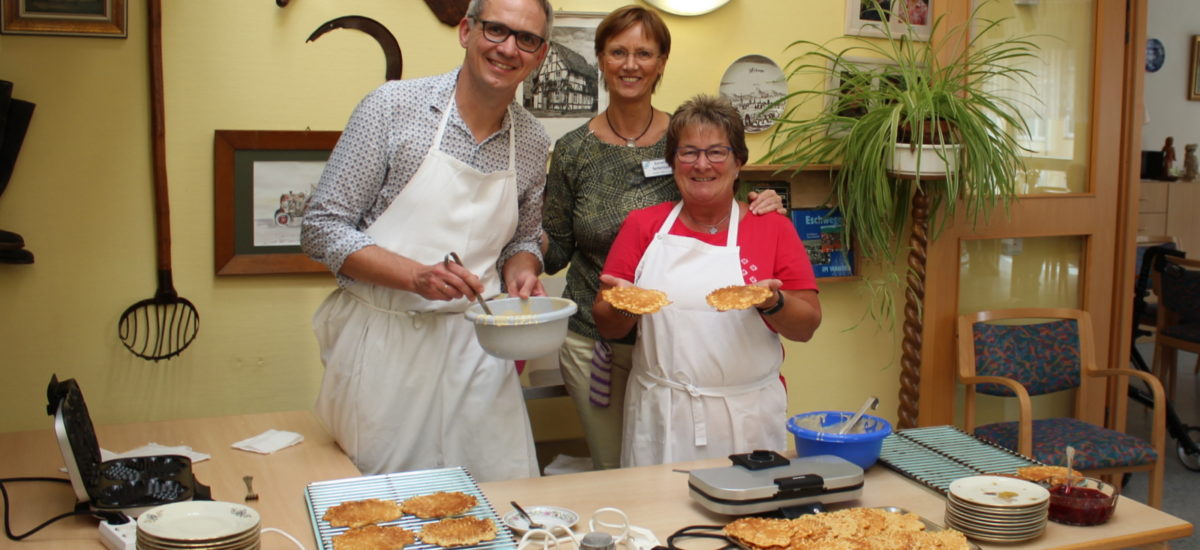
[621,201,787,467]
[313,95,539,481]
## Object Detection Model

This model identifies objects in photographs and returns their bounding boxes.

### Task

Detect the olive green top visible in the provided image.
[543,124,677,343]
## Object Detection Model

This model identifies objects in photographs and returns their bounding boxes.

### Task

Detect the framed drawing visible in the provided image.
[844,0,931,42]
[1,0,126,37]
[521,11,608,143]
[214,130,340,275]
[1190,35,1200,101]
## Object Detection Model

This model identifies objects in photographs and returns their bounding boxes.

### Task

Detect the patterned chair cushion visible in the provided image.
[1160,263,1200,324]
[972,319,1081,397]
[975,417,1158,470]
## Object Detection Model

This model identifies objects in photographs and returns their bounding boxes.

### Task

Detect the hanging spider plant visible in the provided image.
[764,0,1041,268]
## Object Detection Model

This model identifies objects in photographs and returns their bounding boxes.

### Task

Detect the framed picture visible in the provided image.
[521,11,608,143]
[1,0,126,37]
[826,57,901,120]
[214,130,340,275]
[844,0,931,42]
[1190,35,1200,101]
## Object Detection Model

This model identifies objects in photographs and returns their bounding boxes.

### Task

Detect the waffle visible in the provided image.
[322,498,404,528]
[419,517,497,548]
[1015,465,1082,485]
[706,285,773,311]
[601,286,670,315]
[401,491,478,519]
[332,525,417,550]
[724,507,969,550]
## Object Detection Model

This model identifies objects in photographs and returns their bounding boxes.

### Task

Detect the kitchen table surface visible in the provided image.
[0,412,1191,549]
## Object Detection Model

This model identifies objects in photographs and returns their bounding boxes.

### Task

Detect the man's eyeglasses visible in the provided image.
[471,17,546,53]
[605,48,659,63]
[675,146,734,164]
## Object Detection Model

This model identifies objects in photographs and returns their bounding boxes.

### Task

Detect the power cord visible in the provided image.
[0,477,92,541]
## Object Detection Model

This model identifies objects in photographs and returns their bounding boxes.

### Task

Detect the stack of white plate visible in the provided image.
[136,501,261,549]
[944,475,1049,543]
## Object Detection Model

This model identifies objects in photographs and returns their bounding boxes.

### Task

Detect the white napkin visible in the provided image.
[232,429,304,454]
[100,443,211,463]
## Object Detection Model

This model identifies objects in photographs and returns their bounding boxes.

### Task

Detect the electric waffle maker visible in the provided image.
[688,451,864,515]
[46,375,209,517]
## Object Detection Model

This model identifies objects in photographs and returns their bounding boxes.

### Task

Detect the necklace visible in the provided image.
[605,107,654,147]
[684,210,732,234]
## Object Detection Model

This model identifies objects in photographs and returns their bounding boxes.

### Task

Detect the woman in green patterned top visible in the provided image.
[542,5,782,470]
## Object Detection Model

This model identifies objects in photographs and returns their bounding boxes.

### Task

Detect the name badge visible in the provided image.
[642,158,672,178]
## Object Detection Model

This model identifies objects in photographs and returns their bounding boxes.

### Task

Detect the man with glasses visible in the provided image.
[302,0,554,481]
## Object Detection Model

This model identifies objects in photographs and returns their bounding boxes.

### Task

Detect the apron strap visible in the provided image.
[635,370,779,447]
[342,287,455,329]
[657,200,740,245]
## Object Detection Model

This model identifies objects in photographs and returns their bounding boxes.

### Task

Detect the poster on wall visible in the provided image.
[521,11,609,143]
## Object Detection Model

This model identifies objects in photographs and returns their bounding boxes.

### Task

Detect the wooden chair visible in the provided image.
[1151,255,1200,399]
[957,308,1166,509]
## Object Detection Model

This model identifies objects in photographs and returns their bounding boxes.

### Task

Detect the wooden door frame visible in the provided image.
[914,0,1143,428]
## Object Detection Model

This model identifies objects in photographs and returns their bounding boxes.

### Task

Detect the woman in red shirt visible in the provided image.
[594,95,822,467]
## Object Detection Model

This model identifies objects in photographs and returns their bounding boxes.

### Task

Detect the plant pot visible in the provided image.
[888,142,961,180]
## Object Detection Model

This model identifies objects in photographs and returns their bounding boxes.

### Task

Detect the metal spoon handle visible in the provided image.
[446,252,493,315]
[511,501,542,529]
[839,396,880,435]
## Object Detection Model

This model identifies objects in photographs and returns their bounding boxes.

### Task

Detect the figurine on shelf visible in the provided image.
[1162,136,1177,179]
[1184,143,1198,182]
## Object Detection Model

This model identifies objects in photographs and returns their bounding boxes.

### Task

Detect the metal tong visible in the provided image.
[444,252,493,315]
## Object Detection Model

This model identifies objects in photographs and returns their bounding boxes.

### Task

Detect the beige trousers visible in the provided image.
[558,330,633,470]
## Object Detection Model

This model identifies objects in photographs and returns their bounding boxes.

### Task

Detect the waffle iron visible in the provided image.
[46,375,209,517]
[688,451,864,515]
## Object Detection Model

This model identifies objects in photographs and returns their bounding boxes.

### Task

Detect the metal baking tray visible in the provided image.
[304,466,517,550]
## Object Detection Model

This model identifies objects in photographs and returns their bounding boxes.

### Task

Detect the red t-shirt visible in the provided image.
[601,202,819,291]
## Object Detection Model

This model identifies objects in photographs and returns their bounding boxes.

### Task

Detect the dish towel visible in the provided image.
[589,339,614,407]
[232,429,304,454]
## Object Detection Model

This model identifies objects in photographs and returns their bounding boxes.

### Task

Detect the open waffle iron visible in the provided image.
[46,375,209,517]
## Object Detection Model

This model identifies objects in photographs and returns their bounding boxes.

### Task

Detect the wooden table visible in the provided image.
[0,412,1191,549]
[0,411,359,549]
[480,459,1193,550]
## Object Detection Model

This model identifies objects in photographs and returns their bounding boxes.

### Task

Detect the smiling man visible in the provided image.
[301,0,554,481]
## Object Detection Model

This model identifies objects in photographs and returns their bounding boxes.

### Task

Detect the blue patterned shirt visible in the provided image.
[302,68,550,287]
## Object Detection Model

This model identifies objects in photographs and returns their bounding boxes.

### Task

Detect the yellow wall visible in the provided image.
[0,0,900,433]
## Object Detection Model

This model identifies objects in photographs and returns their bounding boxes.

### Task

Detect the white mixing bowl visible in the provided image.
[464,296,578,360]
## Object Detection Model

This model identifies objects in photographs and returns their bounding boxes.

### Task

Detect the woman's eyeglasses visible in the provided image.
[471,17,546,53]
[675,146,733,164]
[605,48,660,63]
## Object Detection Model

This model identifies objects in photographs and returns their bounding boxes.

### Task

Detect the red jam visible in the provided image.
[1048,485,1116,526]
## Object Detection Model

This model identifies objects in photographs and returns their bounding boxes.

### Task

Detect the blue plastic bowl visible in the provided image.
[786,410,893,469]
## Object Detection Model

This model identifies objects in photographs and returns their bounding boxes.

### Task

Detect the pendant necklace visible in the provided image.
[685,210,732,234]
[605,107,654,147]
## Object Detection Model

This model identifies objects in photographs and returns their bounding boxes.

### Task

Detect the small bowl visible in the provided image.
[1043,477,1118,526]
[786,410,892,469]
[464,296,577,360]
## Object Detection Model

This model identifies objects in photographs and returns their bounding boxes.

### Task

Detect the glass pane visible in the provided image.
[958,236,1083,314]
[958,236,1086,424]
[974,0,1095,195]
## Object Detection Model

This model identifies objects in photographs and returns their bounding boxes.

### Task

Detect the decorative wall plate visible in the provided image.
[718,55,787,134]
[1146,38,1165,73]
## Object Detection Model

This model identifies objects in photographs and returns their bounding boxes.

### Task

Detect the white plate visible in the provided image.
[502,505,580,535]
[137,501,260,542]
[949,475,1049,508]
